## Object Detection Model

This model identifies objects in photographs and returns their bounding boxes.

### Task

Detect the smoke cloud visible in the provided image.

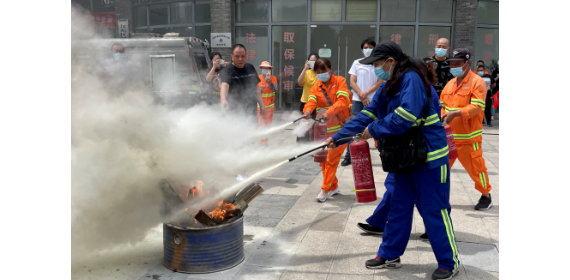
[71,6,316,262]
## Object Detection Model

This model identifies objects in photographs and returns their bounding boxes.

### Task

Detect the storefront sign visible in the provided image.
[211,33,232,48]
[91,12,116,28]
[117,19,129,38]
[318,48,331,58]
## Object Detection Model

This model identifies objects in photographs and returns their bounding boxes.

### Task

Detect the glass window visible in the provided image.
[149,27,170,34]
[419,0,453,23]
[272,26,307,109]
[170,2,192,24]
[149,4,168,26]
[379,26,415,56]
[312,0,342,22]
[417,26,451,58]
[136,6,148,27]
[272,0,307,22]
[196,0,211,23]
[477,1,499,25]
[346,0,377,22]
[195,25,212,45]
[475,28,499,67]
[169,26,193,37]
[236,0,269,23]
[235,26,269,73]
[381,0,416,22]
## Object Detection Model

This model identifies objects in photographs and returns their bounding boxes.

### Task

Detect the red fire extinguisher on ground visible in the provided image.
[349,135,377,203]
[313,119,327,143]
[443,123,458,160]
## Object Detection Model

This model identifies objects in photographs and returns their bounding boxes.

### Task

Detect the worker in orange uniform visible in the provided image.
[303,58,352,202]
[441,48,493,211]
[257,61,278,145]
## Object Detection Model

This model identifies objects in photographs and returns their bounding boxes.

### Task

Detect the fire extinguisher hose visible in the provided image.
[288,136,354,162]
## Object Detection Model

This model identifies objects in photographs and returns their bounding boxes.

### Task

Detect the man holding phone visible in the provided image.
[257,61,278,144]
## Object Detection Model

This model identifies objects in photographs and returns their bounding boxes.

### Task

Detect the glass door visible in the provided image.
[310,25,376,90]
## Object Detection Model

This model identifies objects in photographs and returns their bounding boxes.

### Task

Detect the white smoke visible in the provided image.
[70,5,316,261]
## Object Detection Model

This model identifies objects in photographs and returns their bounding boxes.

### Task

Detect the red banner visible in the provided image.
[91,12,116,28]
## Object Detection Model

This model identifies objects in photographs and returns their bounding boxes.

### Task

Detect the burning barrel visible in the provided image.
[163,217,244,273]
[159,179,264,274]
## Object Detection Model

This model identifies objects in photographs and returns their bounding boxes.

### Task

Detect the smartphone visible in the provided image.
[308,61,315,69]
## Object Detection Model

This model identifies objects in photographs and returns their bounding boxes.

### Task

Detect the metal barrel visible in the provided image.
[163,216,244,273]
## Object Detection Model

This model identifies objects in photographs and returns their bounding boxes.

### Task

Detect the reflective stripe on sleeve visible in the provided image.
[394,107,417,122]
[308,95,317,102]
[336,91,350,99]
[453,130,483,140]
[412,113,440,127]
[470,98,485,107]
[361,110,378,121]
[426,145,449,162]
[262,92,275,97]
[327,125,342,133]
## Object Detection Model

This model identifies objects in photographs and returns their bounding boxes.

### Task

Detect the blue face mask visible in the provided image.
[450,64,465,77]
[435,48,447,57]
[363,49,373,57]
[261,69,268,74]
[477,71,484,76]
[374,60,392,80]
[113,52,123,60]
[317,72,330,82]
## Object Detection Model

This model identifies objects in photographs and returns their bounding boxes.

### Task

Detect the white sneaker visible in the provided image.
[317,190,328,202]
[329,188,340,196]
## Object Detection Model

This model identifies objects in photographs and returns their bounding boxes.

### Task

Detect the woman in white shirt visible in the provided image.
[341,39,384,166]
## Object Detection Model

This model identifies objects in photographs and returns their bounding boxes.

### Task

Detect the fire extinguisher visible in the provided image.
[349,135,377,203]
[313,148,328,163]
[313,119,327,143]
[443,122,458,160]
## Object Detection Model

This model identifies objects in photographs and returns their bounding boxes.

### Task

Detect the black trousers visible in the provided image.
[485,92,493,123]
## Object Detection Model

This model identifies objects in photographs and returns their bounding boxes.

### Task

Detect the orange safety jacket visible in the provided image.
[440,70,488,144]
[257,74,277,111]
[304,75,352,137]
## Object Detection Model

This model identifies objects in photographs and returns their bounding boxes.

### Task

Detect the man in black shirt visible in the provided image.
[220,44,266,117]
[423,38,454,97]
[491,60,499,95]
[477,65,496,127]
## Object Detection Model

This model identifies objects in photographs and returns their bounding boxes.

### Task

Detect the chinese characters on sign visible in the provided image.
[117,19,129,38]
[246,33,256,43]
[483,52,491,62]
[91,12,116,28]
[284,65,295,77]
[247,50,256,60]
[428,34,439,45]
[284,81,294,91]
[391,34,402,44]
[485,34,493,45]
[211,33,232,48]
[284,49,295,60]
[284,32,295,43]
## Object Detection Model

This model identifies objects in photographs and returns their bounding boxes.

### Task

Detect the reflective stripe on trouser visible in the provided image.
[378,163,459,271]
[320,143,347,192]
[449,141,492,194]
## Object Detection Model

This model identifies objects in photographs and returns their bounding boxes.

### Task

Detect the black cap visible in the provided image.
[359,41,406,65]
[447,48,471,62]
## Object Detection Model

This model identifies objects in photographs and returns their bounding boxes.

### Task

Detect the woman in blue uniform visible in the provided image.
[324,41,459,280]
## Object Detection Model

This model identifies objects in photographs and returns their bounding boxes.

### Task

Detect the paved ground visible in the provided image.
[72,112,499,280]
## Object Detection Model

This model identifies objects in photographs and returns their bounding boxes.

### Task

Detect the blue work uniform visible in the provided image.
[332,71,459,271]
[365,88,445,230]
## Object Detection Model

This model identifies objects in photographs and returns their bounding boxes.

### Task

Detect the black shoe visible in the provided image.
[474,194,493,211]
[365,257,401,269]
[420,232,429,241]
[357,223,384,235]
[432,268,458,280]
[487,122,493,127]
[341,157,351,166]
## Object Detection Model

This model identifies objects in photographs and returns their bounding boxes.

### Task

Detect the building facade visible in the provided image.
[72,0,499,110]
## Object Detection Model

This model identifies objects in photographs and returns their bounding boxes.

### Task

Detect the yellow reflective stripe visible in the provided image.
[308,95,317,102]
[349,104,353,108]
[441,164,447,183]
[444,107,462,112]
[426,145,449,162]
[471,98,485,106]
[441,209,459,270]
[262,92,275,97]
[412,113,440,127]
[257,103,275,108]
[316,106,330,113]
[440,100,445,105]
[453,130,483,140]
[336,91,350,99]
[327,125,342,133]
[361,110,378,121]
[394,107,417,122]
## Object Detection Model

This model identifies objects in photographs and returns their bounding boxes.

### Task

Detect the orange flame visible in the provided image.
[188,180,204,197]
[208,201,237,222]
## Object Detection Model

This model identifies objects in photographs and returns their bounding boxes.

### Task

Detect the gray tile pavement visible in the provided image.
[73,112,499,280]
